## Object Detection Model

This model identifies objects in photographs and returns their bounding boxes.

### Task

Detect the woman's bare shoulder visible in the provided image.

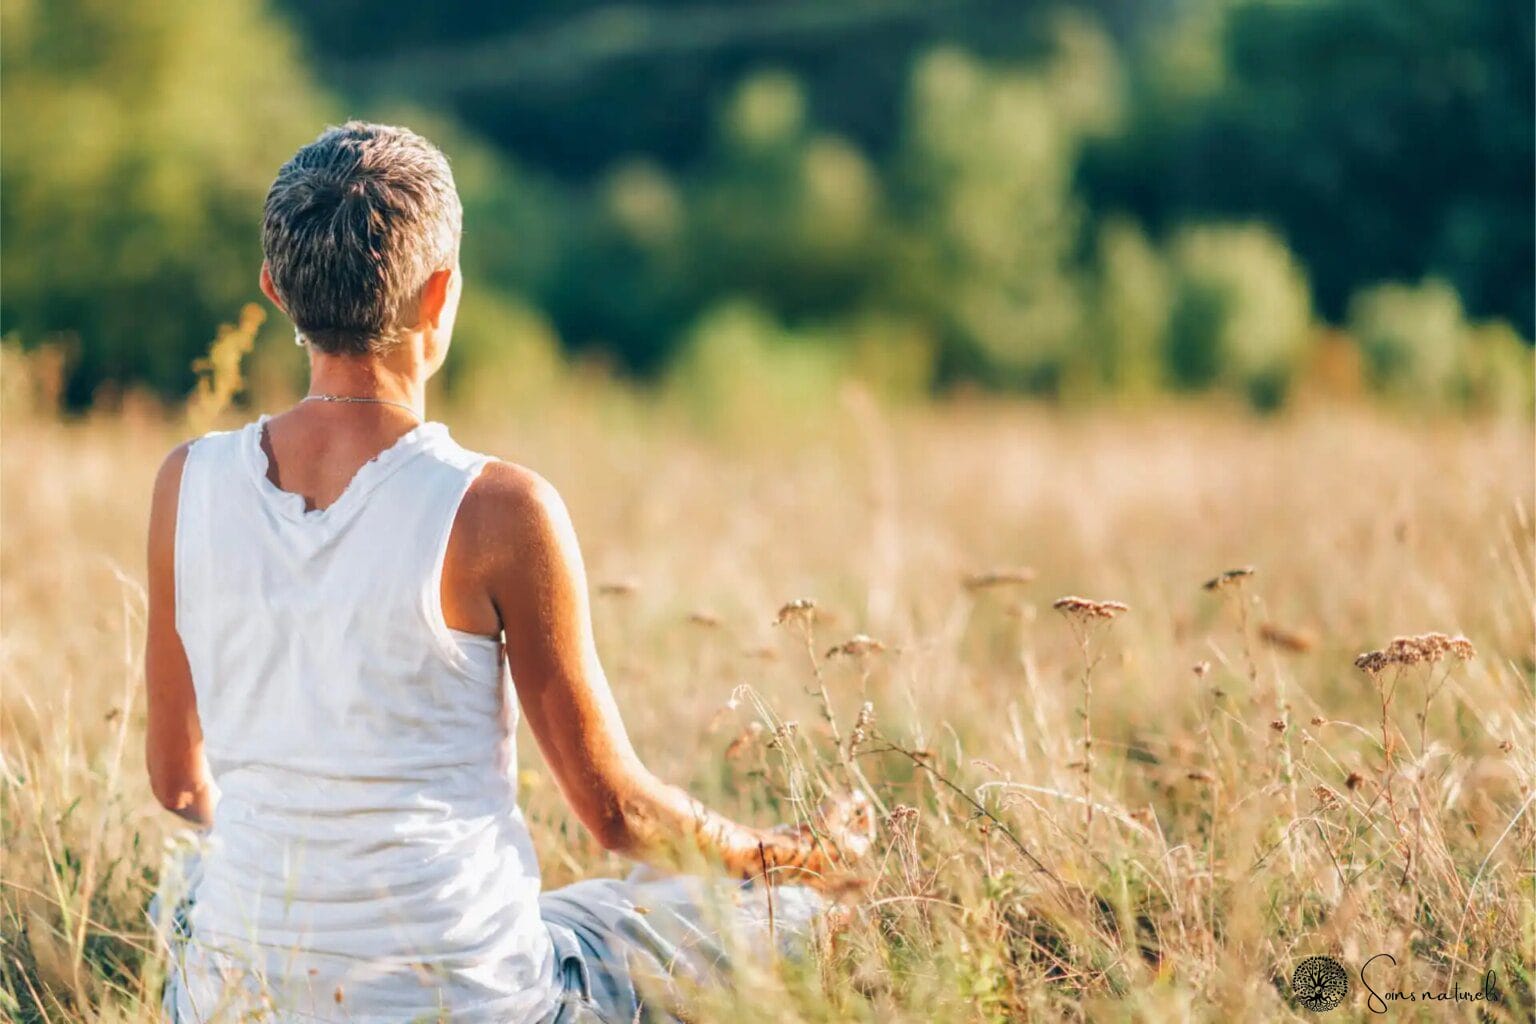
[149,441,196,520]
[460,459,579,559]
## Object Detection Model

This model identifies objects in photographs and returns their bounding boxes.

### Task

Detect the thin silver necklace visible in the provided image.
[303,393,421,420]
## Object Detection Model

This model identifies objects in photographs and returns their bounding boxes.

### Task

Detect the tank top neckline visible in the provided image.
[242,412,450,526]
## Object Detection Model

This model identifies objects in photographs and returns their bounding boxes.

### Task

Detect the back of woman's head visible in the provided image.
[262,122,461,356]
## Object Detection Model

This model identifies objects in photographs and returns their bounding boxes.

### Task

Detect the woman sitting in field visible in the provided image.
[145,122,871,1023]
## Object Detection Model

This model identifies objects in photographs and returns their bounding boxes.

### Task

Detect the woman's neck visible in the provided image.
[306,348,427,417]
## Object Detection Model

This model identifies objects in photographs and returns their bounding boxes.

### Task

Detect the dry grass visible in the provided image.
[2,363,1533,1021]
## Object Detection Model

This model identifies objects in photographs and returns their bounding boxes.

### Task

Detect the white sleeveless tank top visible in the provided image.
[171,415,557,1022]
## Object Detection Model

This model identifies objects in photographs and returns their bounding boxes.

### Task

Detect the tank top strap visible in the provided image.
[374,428,498,676]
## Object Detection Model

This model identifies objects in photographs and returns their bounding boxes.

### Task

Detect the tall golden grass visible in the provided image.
[1,339,1532,1021]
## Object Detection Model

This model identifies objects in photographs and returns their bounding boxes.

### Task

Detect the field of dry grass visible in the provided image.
[2,371,1533,1021]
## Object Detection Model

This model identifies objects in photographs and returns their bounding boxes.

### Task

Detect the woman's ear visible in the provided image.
[418,267,454,329]
[259,262,286,313]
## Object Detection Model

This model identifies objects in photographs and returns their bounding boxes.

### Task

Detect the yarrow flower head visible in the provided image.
[1202,567,1255,592]
[1051,596,1129,621]
[825,634,886,659]
[774,598,817,627]
[1354,632,1476,676]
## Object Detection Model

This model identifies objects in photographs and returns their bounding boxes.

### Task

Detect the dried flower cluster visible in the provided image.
[847,701,875,752]
[773,598,817,627]
[767,720,799,748]
[825,634,886,659]
[886,804,920,832]
[1202,566,1255,592]
[1353,632,1476,674]
[1051,596,1130,621]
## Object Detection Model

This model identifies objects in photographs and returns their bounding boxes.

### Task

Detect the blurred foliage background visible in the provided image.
[2,0,1531,413]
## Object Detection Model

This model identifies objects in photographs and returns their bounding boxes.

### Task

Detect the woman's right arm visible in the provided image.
[472,462,867,888]
[145,443,219,828]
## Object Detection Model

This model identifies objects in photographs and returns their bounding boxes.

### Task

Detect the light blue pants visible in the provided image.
[538,874,825,1023]
[153,853,825,1023]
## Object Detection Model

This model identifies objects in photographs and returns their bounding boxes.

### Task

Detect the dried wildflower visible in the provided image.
[1269,719,1286,733]
[1353,650,1389,676]
[773,599,817,627]
[1202,567,1255,592]
[1309,716,1327,727]
[1356,632,1478,674]
[1384,636,1426,665]
[597,579,640,598]
[826,634,886,659]
[847,701,875,752]
[766,720,799,748]
[688,610,721,628]
[887,804,919,830]
[1192,661,1211,678]
[1051,596,1129,621]
[1344,771,1364,791]
[1260,621,1317,653]
[963,568,1036,591]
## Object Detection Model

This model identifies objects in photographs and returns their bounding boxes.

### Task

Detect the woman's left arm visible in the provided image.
[145,443,218,828]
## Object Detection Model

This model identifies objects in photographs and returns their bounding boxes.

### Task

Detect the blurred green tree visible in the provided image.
[1,0,327,403]
[1164,224,1313,410]
[890,16,1121,392]
[1083,0,1533,336]
[1347,277,1533,410]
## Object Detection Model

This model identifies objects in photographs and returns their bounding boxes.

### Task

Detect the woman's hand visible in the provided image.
[741,791,876,892]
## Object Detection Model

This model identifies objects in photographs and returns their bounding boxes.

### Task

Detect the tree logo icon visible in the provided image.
[1292,956,1350,1012]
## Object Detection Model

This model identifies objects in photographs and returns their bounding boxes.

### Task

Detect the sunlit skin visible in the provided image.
[144,262,871,890]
